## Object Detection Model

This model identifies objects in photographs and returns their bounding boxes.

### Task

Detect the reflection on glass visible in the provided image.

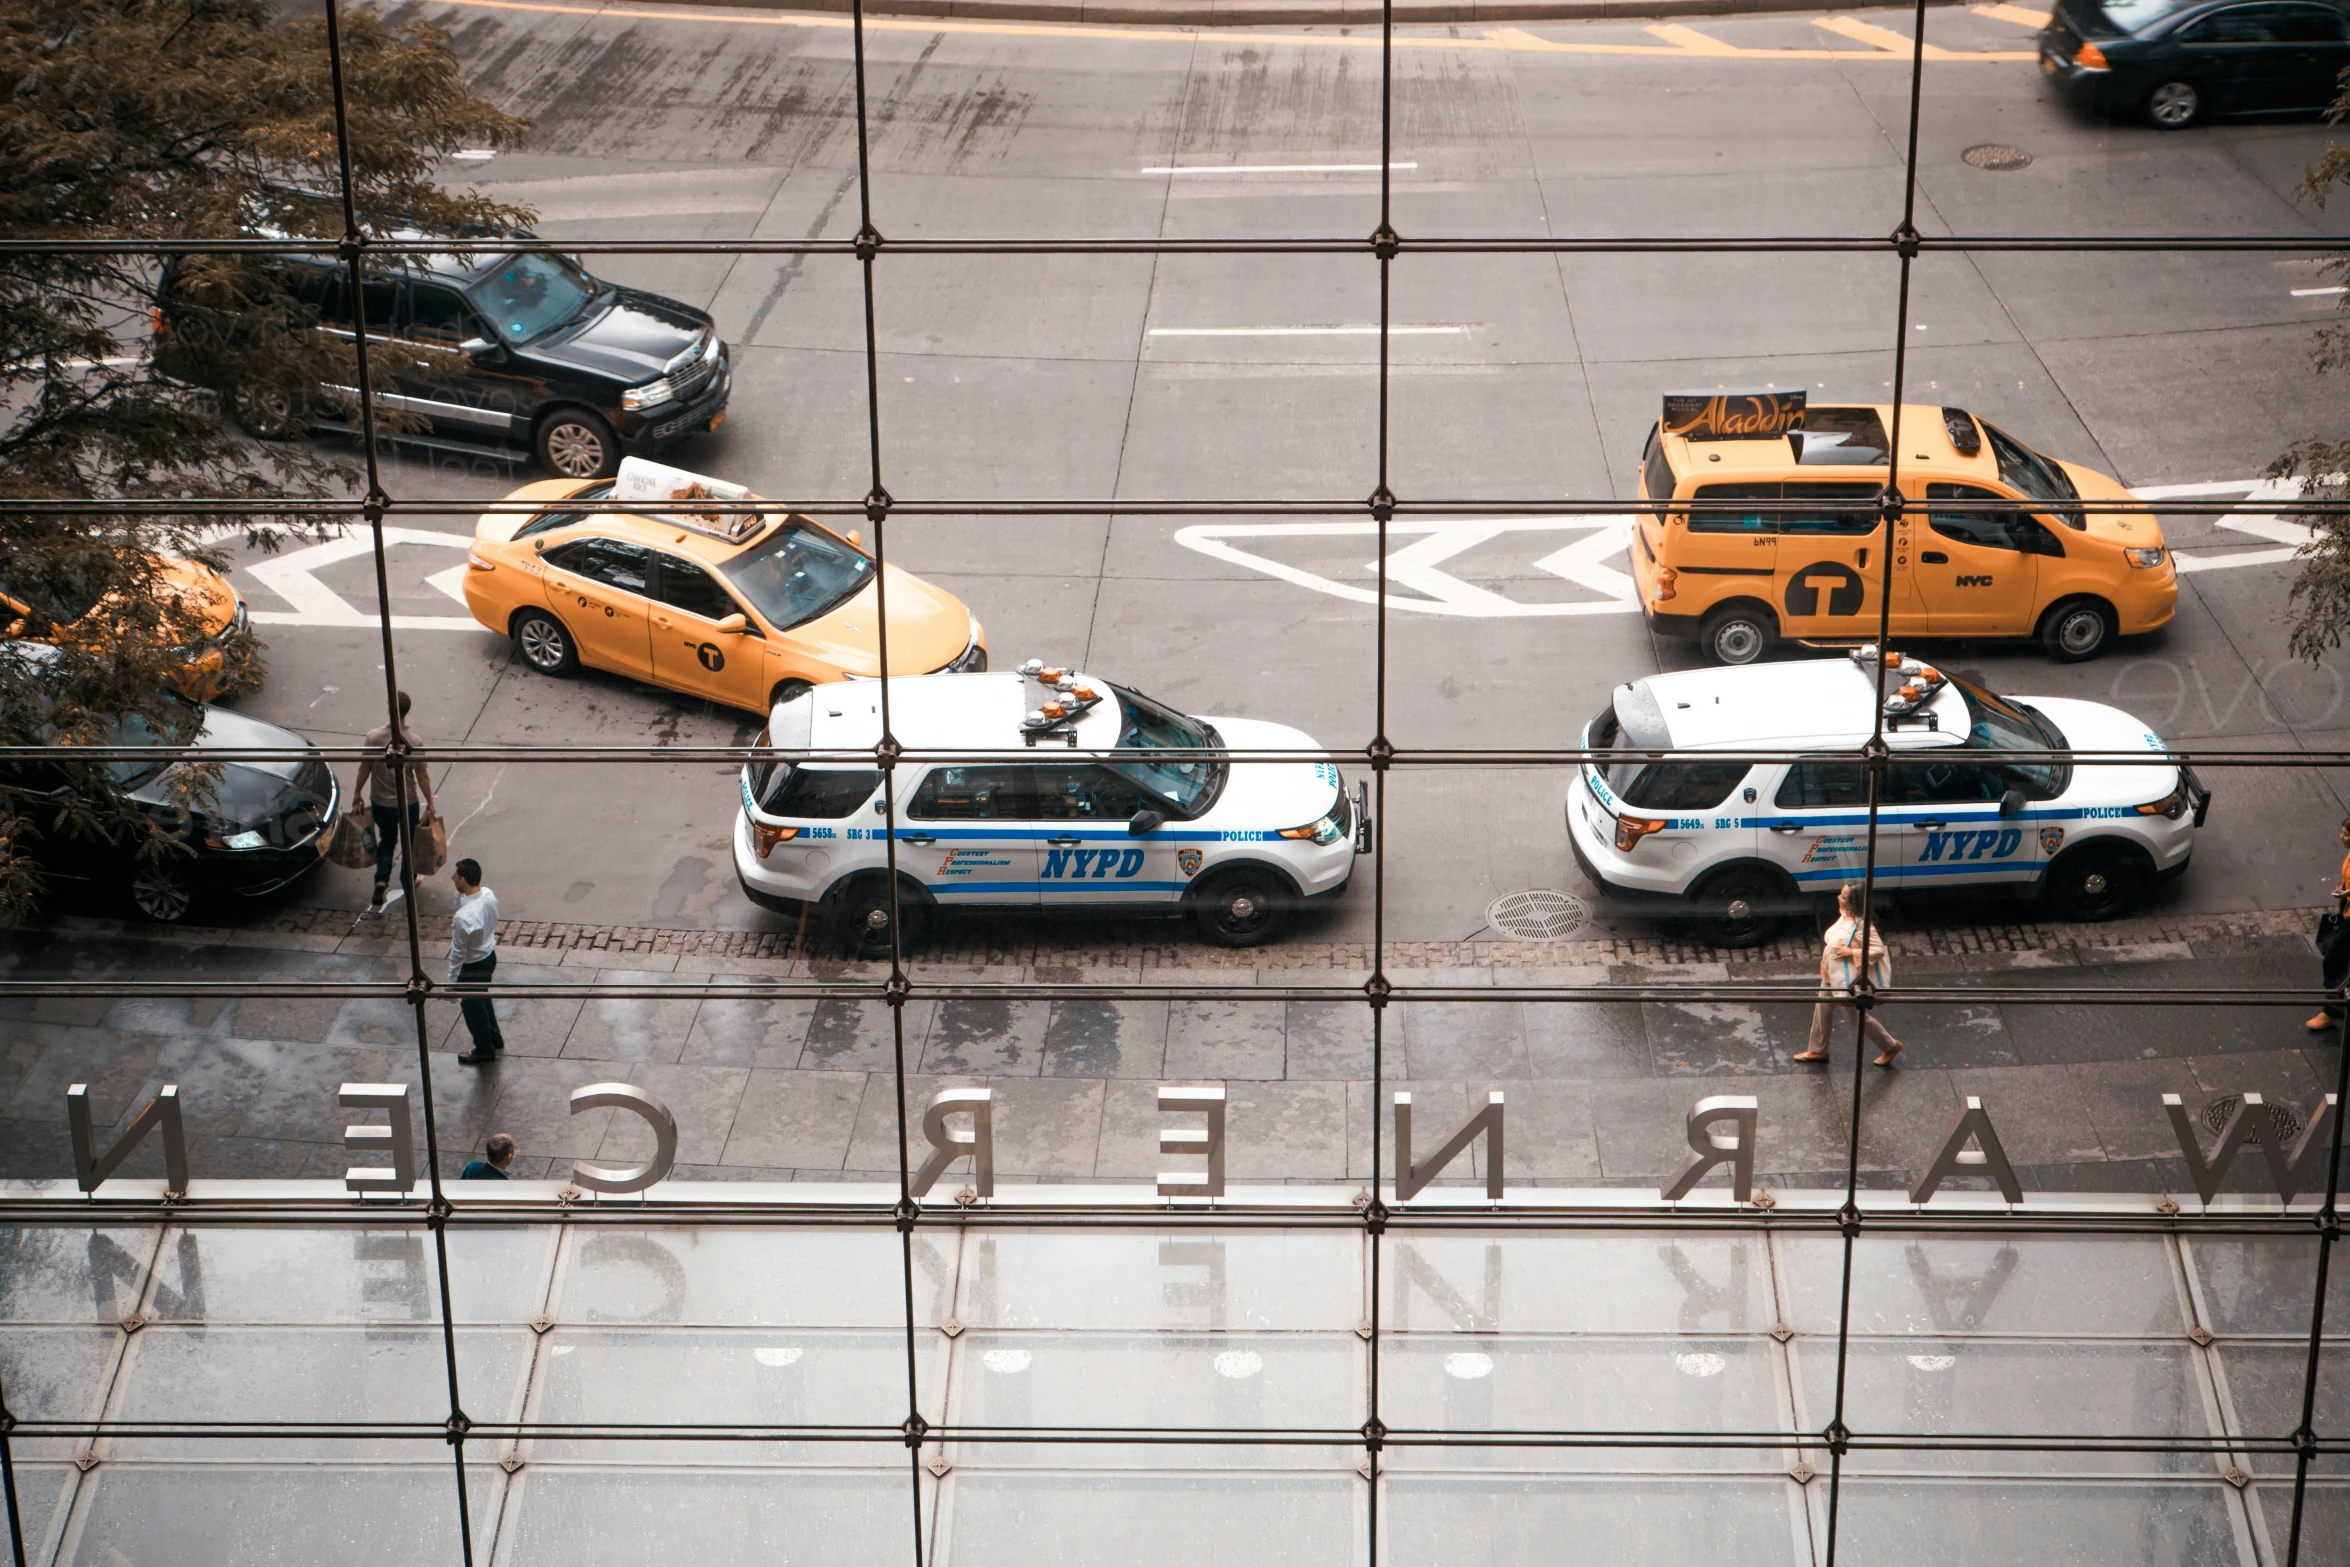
[63,1465,495,1566]
[1781,1237,2184,1336]
[143,1227,554,1325]
[1386,1476,1806,1564]
[956,1233,1359,1332]
[0,1226,161,1323]
[555,1228,937,1328]
[2211,1344,2348,1475]
[945,1471,1358,1567]
[502,1469,913,1567]
[1385,1235,1771,1335]
[1830,1480,2245,1566]
[0,1326,126,1459]
[2186,1239,2337,1337]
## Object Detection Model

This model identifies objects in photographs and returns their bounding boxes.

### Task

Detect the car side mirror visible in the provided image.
[460,335,496,357]
[1999,788,2025,817]
[1128,808,1165,836]
[713,613,747,635]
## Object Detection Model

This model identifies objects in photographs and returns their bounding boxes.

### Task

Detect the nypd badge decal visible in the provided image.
[2039,826,2065,855]
[1177,848,1203,877]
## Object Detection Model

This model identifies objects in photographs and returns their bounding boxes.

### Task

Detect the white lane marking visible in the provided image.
[242,527,481,630]
[1173,518,1639,618]
[424,564,473,605]
[450,149,499,162]
[1148,325,1469,337]
[1141,162,1418,174]
[2293,285,2347,297]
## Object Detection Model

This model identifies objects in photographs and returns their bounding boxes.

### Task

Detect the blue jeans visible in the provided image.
[371,802,419,890]
[456,953,503,1055]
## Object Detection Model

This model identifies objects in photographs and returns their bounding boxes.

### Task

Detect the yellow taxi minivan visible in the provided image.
[463,458,985,715]
[1631,392,2175,665]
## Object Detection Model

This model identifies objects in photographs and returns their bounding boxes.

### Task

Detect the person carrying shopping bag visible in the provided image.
[353,691,439,914]
[2307,816,2350,1032]
[1793,882,1904,1068]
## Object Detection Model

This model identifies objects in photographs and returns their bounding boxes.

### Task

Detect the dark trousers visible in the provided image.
[371,802,420,889]
[457,953,503,1054]
[2325,915,2350,1020]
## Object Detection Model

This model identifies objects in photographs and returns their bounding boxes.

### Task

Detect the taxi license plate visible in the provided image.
[709,410,728,432]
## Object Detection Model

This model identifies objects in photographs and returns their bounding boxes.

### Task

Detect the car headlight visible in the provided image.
[213,829,267,850]
[2135,780,2191,820]
[622,377,675,411]
[2125,546,2165,568]
[1279,812,1347,847]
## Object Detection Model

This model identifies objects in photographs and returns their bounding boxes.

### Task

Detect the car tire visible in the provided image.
[231,385,306,441]
[1701,604,1776,667]
[535,409,620,480]
[512,610,580,676]
[2045,842,2151,922]
[1687,863,1792,949]
[2145,80,2205,129]
[2038,597,2116,662]
[769,679,814,710]
[128,860,197,923]
[1191,866,1294,948]
[831,873,927,959]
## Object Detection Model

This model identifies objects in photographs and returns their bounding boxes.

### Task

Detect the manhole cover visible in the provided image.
[1486,889,1591,942]
[2202,1095,2302,1146]
[1962,143,2033,171]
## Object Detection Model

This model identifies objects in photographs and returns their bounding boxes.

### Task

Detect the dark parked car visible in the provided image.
[2041,0,2350,126]
[1,681,339,923]
[163,241,731,479]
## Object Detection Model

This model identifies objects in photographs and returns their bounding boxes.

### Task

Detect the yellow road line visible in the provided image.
[1812,13,1970,56]
[415,0,2038,60]
[1972,2,2053,26]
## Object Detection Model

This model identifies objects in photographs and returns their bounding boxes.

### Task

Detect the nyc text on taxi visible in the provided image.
[733,663,1369,953]
[463,459,986,715]
[1630,390,2176,666]
[1567,650,2209,946]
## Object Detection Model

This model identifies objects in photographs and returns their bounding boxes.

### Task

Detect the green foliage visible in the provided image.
[0,0,530,918]
[2272,80,2350,663]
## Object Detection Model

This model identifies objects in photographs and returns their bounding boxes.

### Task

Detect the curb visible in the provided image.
[645,0,1970,30]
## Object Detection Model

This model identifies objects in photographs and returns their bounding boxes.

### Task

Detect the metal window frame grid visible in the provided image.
[2,0,2349,1562]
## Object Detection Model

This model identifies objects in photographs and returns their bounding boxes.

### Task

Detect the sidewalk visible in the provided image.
[3,906,2335,1199]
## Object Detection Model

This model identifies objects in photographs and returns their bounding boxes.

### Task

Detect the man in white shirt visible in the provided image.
[449,858,504,1065]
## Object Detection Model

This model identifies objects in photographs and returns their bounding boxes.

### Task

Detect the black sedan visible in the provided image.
[2041,0,2350,126]
[2,697,340,923]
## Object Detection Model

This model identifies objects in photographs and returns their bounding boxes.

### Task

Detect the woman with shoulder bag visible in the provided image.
[2308,816,2350,1032]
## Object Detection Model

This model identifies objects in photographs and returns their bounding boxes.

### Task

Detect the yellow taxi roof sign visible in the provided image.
[1663,389,1806,441]
[613,456,767,545]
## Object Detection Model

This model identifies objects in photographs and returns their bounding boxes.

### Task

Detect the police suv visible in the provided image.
[733,663,1369,954]
[1567,649,2210,946]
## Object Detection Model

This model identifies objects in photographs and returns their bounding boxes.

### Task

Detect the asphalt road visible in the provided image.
[185,0,2350,947]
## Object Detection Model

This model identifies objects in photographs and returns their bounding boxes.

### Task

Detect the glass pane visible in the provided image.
[956,1231,1360,1331]
[940,1469,1359,1567]
[60,1464,495,1565]
[553,1227,937,1328]
[146,1226,554,1324]
[1781,1237,2185,1336]
[1384,1476,1808,1564]
[2212,1343,2348,1475]
[1827,1480,2250,1565]
[10,1463,79,1565]
[1792,1340,2214,1473]
[0,1226,161,1322]
[500,1468,914,1567]
[1387,1234,1773,1334]
[2251,1481,2350,1567]
[0,1325,123,1458]
[2186,1238,2340,1337]
[1381,1337,1787,1472]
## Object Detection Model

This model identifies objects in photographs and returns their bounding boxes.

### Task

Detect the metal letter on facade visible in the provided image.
[1393,1090,1505,1201]
[1157,1086,1227,1198]
[339,1084,416,1195]
[67,1083,189,1195]
[913,1087,994,1200]
[1662,1095,1759,1203]
[567,1082,679,1194]
[2165,1092,2266,1205]
[2260,1094,2339,1202]
[1910,1096,2024,1205]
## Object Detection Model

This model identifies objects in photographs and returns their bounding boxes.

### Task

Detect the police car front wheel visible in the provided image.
[832,874,929,958]
[2045,842,2151,922]
[1192,868,1293,948]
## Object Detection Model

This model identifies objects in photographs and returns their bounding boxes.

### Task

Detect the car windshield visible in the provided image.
[1981,421,2083,525]
[1954,675,2069,796]
[93,711,178,788]
[467,251,599,345]
[1106,685,1225,816]
[719,521,873,630]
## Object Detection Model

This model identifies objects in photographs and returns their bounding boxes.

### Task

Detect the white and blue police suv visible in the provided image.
[1566,648,2210,947]
[733,662,1368,954]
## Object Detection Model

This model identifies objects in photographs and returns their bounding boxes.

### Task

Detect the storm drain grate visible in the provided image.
[1486,890,1592,942]
[1962,143,2034,171]
[2202,1094,2302,1146]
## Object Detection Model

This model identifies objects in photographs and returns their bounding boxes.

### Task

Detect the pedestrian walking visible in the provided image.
[353,691,438,913]
[461,1133,516,1181]
[449,857,505,1065]
[1792,882,1904,1068]
[2307,815,2350,1031]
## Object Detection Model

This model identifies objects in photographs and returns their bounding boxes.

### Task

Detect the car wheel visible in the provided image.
[2146,80,2205,129]
[770,679,814,710]
[832,874,927,959]
[1191,867,1292,948]
[129,860,196,923]
[512,611,579,676]
[2045,843,2150,922]
[535,410,620,480]
[1688,864,1790,949]
[231,385,305,440]
[1701,605,1775,667]
[2039,597,2116,662]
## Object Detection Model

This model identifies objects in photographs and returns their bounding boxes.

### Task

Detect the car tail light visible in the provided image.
[1615,814,1667,853]
[751,821,799,858]
[1656,567,1679,601]
[2074,39,2109,67]
[466,549,496,572]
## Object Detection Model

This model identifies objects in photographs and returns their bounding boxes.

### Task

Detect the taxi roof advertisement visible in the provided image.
[1662,389,1807,440]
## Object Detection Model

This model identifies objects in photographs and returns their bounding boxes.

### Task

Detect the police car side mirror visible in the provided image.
[713,613,748,635]
[1999,788,2025,817]
[1128,809,1165,836]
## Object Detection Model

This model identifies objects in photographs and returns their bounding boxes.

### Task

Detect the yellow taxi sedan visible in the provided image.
[1,553,251,701]
[462,459,984,714]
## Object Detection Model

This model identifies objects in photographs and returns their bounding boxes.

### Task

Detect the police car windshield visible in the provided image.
[1953,676,2068,794]
[1107,685,1224,815]
[468,251,599,345]
[720,522,874,630]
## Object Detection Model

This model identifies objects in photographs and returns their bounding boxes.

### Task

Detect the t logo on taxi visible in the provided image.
[1784,561,1864,617]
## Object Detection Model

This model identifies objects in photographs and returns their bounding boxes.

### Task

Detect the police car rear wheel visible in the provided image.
[513,611,579,676]
[1690,865,1788,948]
[1193,869,1290,947]
[2046,843,2149,922]
[834,875,927,958]
[1701,606,1775,667]
[2040,598,2115,662]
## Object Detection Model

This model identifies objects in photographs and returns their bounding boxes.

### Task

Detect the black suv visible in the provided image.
[168,244,731,479]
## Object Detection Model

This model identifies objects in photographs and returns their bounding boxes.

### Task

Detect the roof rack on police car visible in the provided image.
[1851,643,1947,725]
[1018,658,1103,746]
